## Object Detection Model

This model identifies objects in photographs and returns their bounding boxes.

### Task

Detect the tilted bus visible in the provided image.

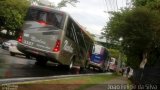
[17,6,94,71]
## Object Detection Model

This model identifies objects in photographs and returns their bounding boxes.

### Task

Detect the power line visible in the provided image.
[115,0,119,11]
[104,0,109,12]
[112,0,116,11]
[108,0,113,11]
[126,0,129,8]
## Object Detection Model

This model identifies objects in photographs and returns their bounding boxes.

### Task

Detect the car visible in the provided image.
[9,40,24,56]
[8,40,31,59]
[1,40,16,50]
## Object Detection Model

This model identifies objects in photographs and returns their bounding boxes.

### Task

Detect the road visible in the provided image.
[0,48,99,79]
[0,48,75,79]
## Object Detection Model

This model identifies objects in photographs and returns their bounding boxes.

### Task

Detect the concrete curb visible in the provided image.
[0,72,113,84]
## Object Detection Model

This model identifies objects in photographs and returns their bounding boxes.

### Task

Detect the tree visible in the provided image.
[0,0,30,38]
[29,0,79,9]
[104,6,160,68]
[108,48,120,59]
[57,0,79,9]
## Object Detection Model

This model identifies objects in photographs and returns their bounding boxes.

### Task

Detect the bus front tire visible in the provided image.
[69,58,80,74]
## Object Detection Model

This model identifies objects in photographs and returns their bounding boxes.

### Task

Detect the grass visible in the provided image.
[15,73,119,90]
[41,74,117,84]
[75,74,119,90]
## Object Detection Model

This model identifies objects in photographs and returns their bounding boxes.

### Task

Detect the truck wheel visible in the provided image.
[101,63,107,73]
[80,60,89,73]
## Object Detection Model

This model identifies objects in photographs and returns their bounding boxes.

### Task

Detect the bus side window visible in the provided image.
[27,9,38,21]
[66,18,74,41]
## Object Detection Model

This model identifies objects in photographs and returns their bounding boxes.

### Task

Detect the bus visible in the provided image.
[17,6,94,71]
[87,44,110,72]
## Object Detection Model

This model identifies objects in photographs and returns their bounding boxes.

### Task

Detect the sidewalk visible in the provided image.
[85,76,129,90]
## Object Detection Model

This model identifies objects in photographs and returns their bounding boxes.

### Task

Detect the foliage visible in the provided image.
[132,0,160,11]
[0,0,30,38]
[57,0,79,9]
[108,48,120,59]
[108,48,127,65]
[104,2,160,68]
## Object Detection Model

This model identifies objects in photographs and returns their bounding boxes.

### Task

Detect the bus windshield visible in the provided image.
[92,44,104,55]
[25,8,65,29]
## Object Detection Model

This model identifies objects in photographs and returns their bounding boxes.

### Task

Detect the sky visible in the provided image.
[44,0,132,35]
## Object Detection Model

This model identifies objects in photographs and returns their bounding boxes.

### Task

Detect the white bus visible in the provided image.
[17,6,94,72]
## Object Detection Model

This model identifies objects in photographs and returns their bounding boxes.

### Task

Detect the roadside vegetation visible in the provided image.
[103,0,160,69]
[16,74,118,90]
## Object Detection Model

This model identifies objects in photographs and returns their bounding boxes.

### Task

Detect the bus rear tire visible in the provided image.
[26,55,31,59]
[36,57,47,66]
[69,58,80,74]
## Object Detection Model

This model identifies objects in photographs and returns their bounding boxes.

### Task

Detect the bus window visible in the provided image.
[66,18,75,41]
[25,8,64,29]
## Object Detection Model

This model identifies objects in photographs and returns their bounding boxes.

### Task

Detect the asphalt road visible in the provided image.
[0,48,76,79]
[0,48,99,79]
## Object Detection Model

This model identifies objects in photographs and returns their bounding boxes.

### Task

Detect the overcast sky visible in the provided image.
[46,0,131,35]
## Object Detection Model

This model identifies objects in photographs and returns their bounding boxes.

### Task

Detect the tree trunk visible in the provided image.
[139,52,148,69]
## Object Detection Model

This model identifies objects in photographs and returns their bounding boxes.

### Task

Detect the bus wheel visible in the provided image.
[26,55,31,59]
[36,57,47,66]
[69,60,74,69]
[84,60,89,69]
[79,61,89,73]
[69,59,80,74]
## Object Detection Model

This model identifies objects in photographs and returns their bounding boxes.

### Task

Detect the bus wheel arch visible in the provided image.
[69,55,76,69]
[69,55,80,74]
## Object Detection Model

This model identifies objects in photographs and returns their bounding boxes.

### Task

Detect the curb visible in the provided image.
[0,72,113,84]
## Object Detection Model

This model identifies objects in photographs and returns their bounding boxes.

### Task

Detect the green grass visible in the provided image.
[27,74,118,84]
[75,74,118,90]
[17,73,118,90]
